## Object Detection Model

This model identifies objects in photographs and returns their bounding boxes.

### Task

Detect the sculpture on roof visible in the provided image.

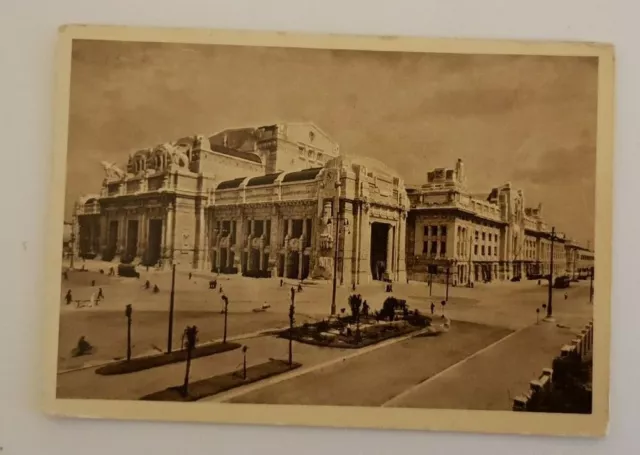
[100,161,126,180]
[193,134,210,151]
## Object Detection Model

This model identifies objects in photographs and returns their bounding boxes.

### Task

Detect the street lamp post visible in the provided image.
[329,179,342,317]
[167,263,176,353]
[544,227,557,322]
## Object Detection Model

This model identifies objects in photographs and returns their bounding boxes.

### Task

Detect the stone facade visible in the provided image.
[74,122,411,283]
[74,127,591,283]
[207,155,409,284]
[405,159,590,284]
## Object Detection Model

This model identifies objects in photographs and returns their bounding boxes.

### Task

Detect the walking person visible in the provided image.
[430,302,435,315]
[65,290,73,306]
[97,287,104,301]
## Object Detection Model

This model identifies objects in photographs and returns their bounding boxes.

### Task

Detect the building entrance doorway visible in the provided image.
[286,252,300,279]
[108,221,118,253]
[126,220,138,259]
[147,219,163,265]
[370,222,390,281]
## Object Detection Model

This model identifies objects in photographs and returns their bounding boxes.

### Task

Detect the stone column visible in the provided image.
[397,214,407,282]
[165,206,174,263]
[384,224,393,277]
[353,204,362,284]
[435,225,441,258]
[358,208,371,284]
[269,209,280,277]
[283,219,292,278]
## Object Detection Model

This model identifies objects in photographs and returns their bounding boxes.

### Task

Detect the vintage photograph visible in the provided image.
[44,26,614,436]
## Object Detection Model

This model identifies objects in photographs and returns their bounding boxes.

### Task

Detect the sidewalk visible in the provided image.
[56,333,350,400]
[381,320,587,410]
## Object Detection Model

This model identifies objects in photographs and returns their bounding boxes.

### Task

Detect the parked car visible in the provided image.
[553,276,571,289]
[118,263,140,278]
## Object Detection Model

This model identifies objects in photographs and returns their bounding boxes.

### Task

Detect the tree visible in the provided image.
[182,325,198,397]
[221,294,229,343]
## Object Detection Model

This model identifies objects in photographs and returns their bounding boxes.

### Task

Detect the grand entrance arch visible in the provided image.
[370,222,391,281]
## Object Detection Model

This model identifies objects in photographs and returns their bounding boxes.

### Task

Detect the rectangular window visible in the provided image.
[474,245,478,256]
[494,246,498,256]
[431,226,438,236]
[475,230,479,241]
[431,241,438,256]
[441,241,446,255]
[481,245,485,255]
[423,242,429,254]
[482,232,486,241]
[441,226,447,236]
[424,226,430,237]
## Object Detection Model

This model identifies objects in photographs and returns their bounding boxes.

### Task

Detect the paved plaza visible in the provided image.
[56,259,594,410]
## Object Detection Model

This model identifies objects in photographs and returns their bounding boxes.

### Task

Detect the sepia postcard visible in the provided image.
[43,25,615,437]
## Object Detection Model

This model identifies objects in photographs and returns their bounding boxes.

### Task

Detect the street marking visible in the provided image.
[381,325,532,407]
[202,326,434,403]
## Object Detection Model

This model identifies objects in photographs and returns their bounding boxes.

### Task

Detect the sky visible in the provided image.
[66,39,598,246]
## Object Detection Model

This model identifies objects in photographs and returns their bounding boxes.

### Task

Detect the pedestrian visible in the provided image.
[63,271,69,281]
[97,287,104,301]
[280,279,283,287]
[297,283,303,292]
[153,284,160,293]
[352,282,356,291]
[189,272,192,280]
[144,280,150,289]
[430,302,435,315]
[564,292,568,300]
[91,279,96,287]
[219,286,223,294]
[65,290,72,305]
[363,300,369,317]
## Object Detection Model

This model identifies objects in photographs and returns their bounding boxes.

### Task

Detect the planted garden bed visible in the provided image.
[140,359,301,402]
[95,342,242,375]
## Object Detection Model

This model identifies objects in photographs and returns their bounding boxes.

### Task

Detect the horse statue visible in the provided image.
[100,161,126,180]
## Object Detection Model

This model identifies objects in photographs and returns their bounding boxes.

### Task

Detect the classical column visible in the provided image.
[202,209,209,271]
[165,206,174,263]
[283,219,291,278]
[358,208,371,283]
[269,209,280,278]
[352,204,361,284]
[397,215,407,282]
[386,224,395,276]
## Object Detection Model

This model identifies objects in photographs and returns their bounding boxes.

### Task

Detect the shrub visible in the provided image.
[316,320,330,333]
[381,297,399,321]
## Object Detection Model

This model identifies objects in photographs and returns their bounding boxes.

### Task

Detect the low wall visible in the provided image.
[512,320,594,412]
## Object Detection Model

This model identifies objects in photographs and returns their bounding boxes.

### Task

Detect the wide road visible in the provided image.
[57,261,594,409]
